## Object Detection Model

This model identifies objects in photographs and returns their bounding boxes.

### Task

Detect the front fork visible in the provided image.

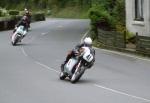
[74,60,81,73]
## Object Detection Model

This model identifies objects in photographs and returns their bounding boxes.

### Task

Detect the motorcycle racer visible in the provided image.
[61,37,95,72]
[13,16,28,36]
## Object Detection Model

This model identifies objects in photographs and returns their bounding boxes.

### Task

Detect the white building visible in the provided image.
[126,0,150,36]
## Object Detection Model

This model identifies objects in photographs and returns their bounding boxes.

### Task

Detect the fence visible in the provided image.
[96,29,150,56]
[97,29,126,48]
[136,33,150,55]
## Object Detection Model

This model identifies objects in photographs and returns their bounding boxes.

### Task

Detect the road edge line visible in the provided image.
[94,84,150,102]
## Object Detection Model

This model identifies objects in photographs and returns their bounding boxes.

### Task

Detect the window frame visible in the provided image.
[134,0,144,21]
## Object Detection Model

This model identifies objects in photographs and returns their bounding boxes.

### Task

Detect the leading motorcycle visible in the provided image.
[59,47,95,83]
[11,25,27,46]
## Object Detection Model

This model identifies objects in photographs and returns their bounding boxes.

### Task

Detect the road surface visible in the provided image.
[0,18,150,103]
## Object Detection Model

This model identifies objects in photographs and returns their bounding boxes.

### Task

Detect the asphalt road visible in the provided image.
[0,18,150,103]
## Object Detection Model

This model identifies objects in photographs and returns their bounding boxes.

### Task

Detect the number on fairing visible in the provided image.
[86,54,92,60]
[84,54,93,62]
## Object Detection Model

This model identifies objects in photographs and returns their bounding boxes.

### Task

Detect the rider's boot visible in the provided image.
[61,52,73,72]
[61,62,65,72]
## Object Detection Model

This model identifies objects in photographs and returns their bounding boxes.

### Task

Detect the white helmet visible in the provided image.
[24,8,27,11]
[84,37,92,45]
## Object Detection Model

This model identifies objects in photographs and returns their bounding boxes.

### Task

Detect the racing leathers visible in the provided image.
[61,43,95,71]
[13,19,28,36]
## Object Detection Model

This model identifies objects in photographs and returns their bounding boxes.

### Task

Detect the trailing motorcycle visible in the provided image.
[11,25,27,46]
[59,47,95,83]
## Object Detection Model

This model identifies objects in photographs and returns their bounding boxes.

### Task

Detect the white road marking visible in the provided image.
[41,32,48,36]
[21,47,59,73]
[81,30,90,43]
[21,47,28,57]
[20,26,150,102]
[94,84,150,102]
[99,48,150,62]
[35,61,59,73]
[58,25,63,28]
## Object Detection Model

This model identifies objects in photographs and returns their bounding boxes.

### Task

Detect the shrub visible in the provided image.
[47,9,51,16]
[9,10,19,15]
[126,30,135,43]
[112,0,125,25]
[32,12,45,21]
[115,22,126,33]
[0,10,2,17]
[88,4,114,30]
[52,6,88,18]
[88,4,114,39]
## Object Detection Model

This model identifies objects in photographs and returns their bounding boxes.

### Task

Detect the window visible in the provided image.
[135,0,144,21]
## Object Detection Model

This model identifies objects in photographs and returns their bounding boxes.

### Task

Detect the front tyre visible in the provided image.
[71,68,85,83]
[59,72,66,80]
[11,34,18,46]
[11,40,17,46]
[71,73,77,83]
[71,72,83,83]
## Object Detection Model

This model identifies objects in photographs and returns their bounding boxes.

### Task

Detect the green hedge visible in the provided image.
[0,15,22,30]
[31,12,45,21]
[0,21,5,30]
[88,4,114,30]
[0,12,45,31]
[9,10,19,15]
[88,0,125,40]
[88,4,114,40]
[0,10,2,16]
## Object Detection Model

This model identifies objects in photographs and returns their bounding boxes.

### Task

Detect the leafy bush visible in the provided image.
[32,12,45,21]
[46,9,51,16]
[115,22,126,33]
[112,0,125,25]
[125,30,135,43]
[51,6,88,18]
[88,4,115,39]
[88,4,114,30]
[0,10,2,17]
[0,8,8,17]
[9,10,19,15]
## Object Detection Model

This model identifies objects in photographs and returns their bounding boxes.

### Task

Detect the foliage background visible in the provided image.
[0,0,126,38]
[0,0,125,19]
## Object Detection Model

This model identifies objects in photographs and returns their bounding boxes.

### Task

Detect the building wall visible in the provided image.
[126,0,150,36]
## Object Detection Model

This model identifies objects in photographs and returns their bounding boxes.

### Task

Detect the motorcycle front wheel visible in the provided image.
[71,68,85,83]
[59,72,66,80]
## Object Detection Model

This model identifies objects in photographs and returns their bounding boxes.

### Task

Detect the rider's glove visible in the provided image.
[73,49,79,56]
[15,27,18,30]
